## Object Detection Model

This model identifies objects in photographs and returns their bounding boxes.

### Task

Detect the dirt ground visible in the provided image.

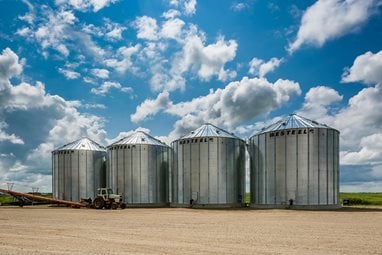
[0,206,381,255]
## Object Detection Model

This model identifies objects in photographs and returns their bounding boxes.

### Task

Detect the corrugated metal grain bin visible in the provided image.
[249,114,340,209]
[52,138,106,201]
[107,131,170,207]
[171,123,246,208]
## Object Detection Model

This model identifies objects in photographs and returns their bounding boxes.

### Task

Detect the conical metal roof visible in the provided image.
[177,123,241,140]
[54,137,106,152]
[108,131,167,147]
[256,114,334,135]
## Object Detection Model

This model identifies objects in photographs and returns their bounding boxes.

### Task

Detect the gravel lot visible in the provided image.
[0,206,381,255]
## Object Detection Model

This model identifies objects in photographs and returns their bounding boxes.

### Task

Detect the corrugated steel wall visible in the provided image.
[249,128,340,207]
[107,144,170,205]
[52,150,106,201]
[171,137,245,207]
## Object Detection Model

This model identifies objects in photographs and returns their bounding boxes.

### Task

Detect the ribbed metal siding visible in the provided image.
[171,137,246,206]
[249,128,339,207]
[52,150,105,201]
[107,144,170,205]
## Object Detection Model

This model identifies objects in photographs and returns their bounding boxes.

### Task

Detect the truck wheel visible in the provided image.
[120,203,126,209]
[93,197,105,209]
[111,203,118,210]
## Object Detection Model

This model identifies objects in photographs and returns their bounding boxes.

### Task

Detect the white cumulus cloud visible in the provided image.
[132,76,301,142]
[0,48,108,191]
[342,50,382,85]
[58,68,81,80]
[104,45,140,74]
[0,48,23,90]
[161,18,185,40]
[91,81,134,95]
[169,0,197,16]
[91,68,110,79]
[288,0,381,53]
[55,0,118,12]
[298,86,343,121]
[248,57,282,77]
[133,16,159,41]
[175,34,238,82]
[130,91,171,123]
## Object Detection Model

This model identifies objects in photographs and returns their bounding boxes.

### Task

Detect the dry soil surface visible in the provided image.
[0,206,381,255]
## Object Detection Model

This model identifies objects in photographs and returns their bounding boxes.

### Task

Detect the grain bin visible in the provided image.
[171,123,246,208]
[107,131,170,207]
[249,114,340,208]
[52,138,106,201]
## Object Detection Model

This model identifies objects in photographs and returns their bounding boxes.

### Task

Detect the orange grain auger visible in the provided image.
[0,188,86,208]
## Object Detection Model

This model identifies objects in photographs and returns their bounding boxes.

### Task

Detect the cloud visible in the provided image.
[73,31,106,59]
[0,121,25,144]
[34,9,76,57]
[90,81,134,95]
[169,0,197,16]
[168,77,300,127]
[184,0,197,15]
[133,16,159,41]
[175,34,238,82]
[0,48,108,191]
[161,18,185,40]
[58,68,81,79]
[342,50,382,85]
[335,84,382,151]
[133,76,300,142]
[288,0,381,53]
[162,9,181,19]
[248,57,282,77]
[130,12,237,92]
[91,68,110,79]
[338,50,382,151]
[17,5,107,62]
[81,103,106,109]
[130,91,171,123]
[55,0,118,12]
[82,18,127,41]
[298,86,343,120]
[105,26,125,41]
[231,2,249,12]
[0,48,23,90]
[16,7,77,57]
[341,133,382,165]
[19,0,35,25]
[104,45,140,74]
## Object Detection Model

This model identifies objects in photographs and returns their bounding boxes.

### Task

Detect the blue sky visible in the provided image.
[1,0,382,192]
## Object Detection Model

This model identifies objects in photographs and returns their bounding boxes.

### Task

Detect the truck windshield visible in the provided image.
[108,189,113,194]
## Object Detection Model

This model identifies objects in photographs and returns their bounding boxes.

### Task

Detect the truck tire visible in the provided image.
[111,203,118,210]
[120,203,126,209]
[93,197,105,209]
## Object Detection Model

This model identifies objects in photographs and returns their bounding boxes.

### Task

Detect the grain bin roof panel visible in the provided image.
[109,131,167,147]
[54,137,106,152]
[179,123,240,140]
[257,114,334,134]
